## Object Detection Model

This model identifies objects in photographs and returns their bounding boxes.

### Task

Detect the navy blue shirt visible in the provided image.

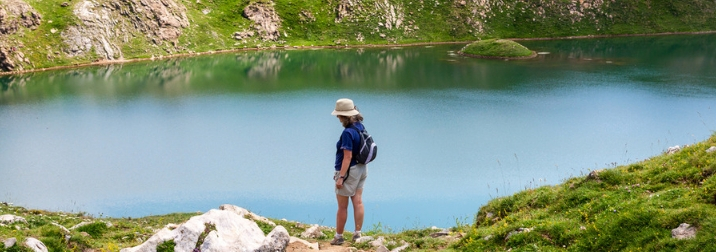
[334,122,365,170]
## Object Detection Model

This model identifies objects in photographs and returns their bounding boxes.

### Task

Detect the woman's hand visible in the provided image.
[335,178,344,189]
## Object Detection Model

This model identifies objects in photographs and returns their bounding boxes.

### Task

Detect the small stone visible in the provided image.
[667,145,681,154]
[4,237,17,248]
[429,229,450,237]
[672,223,696,240]
[50,28,58,33]
[61,2,69,7]
[706,146,716,153]
[370,236,386,247]
[355,236,374,243]
[0,215,27,225]
[299,224,325,239]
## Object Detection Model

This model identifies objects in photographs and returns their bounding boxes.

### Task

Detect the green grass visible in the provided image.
[461,39,534,58]
[454,133,716,251]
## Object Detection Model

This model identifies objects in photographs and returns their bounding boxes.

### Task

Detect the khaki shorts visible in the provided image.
[334,164,368,197]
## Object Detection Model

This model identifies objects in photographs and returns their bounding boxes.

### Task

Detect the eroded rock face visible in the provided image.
[0,0,41,34]
[242,1,281,41]
[0,0,41,71]
[62,0,189,60]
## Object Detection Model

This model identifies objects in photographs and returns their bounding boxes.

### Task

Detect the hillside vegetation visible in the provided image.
[1,0,716,72]
[459,39,534,58]
[454,133,716,251]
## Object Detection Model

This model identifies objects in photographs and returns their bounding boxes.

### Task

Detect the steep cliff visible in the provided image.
[1,0,715,73]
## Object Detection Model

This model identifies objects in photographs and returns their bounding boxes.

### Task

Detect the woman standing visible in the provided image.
[330,98,368,245]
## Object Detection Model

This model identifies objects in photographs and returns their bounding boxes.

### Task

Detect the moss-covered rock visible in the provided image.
[459,39,535,59]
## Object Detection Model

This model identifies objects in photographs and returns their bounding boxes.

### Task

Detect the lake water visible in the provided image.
[1,34,715,231]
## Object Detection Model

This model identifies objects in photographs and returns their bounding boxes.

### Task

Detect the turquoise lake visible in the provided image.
[1,34,715,230]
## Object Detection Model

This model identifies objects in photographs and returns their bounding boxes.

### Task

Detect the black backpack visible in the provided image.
[349,125,377,164]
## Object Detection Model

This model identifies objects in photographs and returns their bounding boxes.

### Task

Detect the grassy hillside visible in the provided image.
[454,133,716,251]
[4,0,716,72]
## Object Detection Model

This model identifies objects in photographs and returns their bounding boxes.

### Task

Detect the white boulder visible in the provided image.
[0,214,27,225]
[121,205,288,252]
[24,238,48,252]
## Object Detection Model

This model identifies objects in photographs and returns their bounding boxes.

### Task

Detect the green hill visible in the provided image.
[454,133,716,251]
[1,0,716,72]
[460,39,535,58]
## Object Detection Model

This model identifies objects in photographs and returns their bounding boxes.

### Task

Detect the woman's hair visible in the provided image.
[339,113,363,128]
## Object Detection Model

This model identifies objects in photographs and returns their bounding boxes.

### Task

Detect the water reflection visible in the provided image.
[236,52,283,81]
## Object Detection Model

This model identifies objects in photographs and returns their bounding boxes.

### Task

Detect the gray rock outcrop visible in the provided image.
[0,214,27,225]
[121,205,289,252]
[242,1,282,41]
[62,0,189,60]
[0,0,41,71]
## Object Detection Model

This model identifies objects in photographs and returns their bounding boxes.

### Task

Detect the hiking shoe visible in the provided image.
[330,236,344,245]
[352,233,361,242]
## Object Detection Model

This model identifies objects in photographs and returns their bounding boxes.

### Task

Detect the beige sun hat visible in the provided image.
[331,98,360,116]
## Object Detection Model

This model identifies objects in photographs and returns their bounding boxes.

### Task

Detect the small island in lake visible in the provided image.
[459,39,537,59]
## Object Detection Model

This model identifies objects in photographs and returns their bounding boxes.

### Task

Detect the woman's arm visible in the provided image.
[335,149,352,189]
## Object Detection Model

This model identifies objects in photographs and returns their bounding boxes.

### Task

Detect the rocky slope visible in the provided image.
[1,0,715,73]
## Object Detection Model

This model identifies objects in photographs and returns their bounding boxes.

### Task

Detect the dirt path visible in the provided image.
[287,240,370,252]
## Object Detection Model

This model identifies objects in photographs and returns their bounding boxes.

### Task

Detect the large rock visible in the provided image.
[220,204,276,227]
[242,1,281,41]
[0,214,27,224]
[0,0,41,34]
[121,205,289,252]
[62,0,189,60]
[24,238,48,252]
